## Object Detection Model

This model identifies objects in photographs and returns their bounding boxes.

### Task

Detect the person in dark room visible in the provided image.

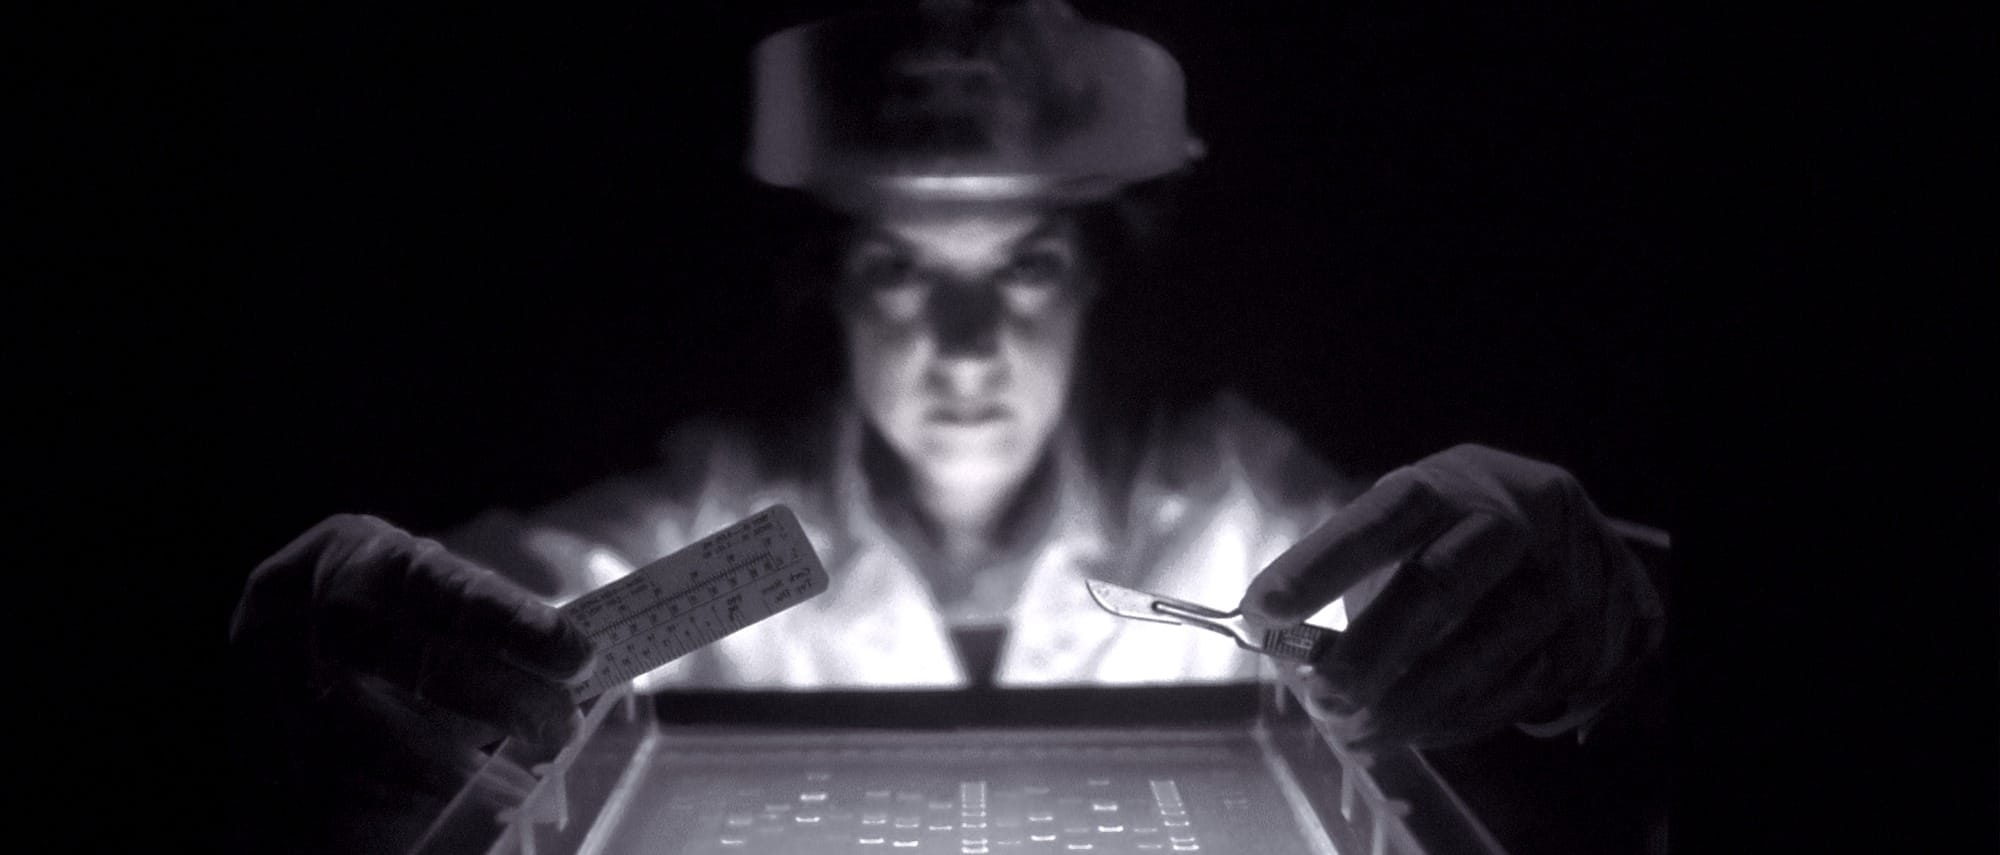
[227,1,1666,851]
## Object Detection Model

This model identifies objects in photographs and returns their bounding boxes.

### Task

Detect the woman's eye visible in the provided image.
[845,249,928,320]
[998,248,1071,314]
[999,248,1072,287]
[871,281,927,321]
[847,250,913,289]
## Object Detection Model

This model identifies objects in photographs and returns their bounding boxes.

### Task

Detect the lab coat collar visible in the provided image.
[819,401,1118,686]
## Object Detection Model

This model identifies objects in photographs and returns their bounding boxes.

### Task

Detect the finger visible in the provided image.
[1362,570,1570,746]
[395,539,595,683]
[1311,513,1530,709]
[1283,664,1382,751]
[232,514,383,650]
[1302,699,1383,757]
[1286,651,1369,723]
[1282,664,1340,720]
[306,672,498,801]
[310,519,595,683]
[1240,468,1461,623]
[465,755,545,818]
[1287,671,1372,737]
[1363,650,1559,752]
[313,613,582,746]
[408,640,584,747]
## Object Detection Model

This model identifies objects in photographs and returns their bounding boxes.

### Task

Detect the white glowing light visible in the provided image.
[888,174,1048,197]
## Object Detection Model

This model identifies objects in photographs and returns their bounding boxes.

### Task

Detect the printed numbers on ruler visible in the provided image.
[561,505,829,702]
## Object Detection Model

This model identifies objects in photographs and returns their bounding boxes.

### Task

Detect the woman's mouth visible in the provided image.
[926,400,1012,426]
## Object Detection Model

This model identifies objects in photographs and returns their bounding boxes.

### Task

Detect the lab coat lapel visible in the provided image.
[994,423,1127,685]
[813,405,967,686]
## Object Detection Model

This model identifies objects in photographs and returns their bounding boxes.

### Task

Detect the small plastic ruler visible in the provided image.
[561,505,828,701]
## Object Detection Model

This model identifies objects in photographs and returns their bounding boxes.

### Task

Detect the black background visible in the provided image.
[27,1,1994,852]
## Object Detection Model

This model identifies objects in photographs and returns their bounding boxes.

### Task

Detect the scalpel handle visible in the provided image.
[1257,623,1339,662]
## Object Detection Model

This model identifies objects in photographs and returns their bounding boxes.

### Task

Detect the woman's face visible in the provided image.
[837,211,1093,494]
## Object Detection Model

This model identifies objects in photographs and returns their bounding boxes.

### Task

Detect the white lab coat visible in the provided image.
[446,393,1372,689]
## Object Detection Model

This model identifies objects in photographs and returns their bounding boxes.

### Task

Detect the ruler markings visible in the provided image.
[560,506,829,702]
[580,554,782,642]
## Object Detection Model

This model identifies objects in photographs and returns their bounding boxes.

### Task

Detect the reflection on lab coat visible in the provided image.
[446,394,1373,689]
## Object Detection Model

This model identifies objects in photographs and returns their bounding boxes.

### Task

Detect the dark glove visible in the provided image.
[228,514,595,851]
[1239,444,1664,751]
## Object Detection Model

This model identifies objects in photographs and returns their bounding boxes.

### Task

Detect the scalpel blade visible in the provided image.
[1084,578,1339,663]
[1084,578,1185,625]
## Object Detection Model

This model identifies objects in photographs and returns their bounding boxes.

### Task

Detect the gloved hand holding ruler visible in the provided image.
[562,505,829,702]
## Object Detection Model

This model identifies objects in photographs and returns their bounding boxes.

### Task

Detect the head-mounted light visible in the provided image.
[747,0,1203,213]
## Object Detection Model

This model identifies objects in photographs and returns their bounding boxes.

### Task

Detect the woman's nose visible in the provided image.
[929,284,1003,360]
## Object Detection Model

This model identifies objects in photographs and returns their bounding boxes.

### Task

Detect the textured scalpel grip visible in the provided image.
[1260,624,1337,662]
